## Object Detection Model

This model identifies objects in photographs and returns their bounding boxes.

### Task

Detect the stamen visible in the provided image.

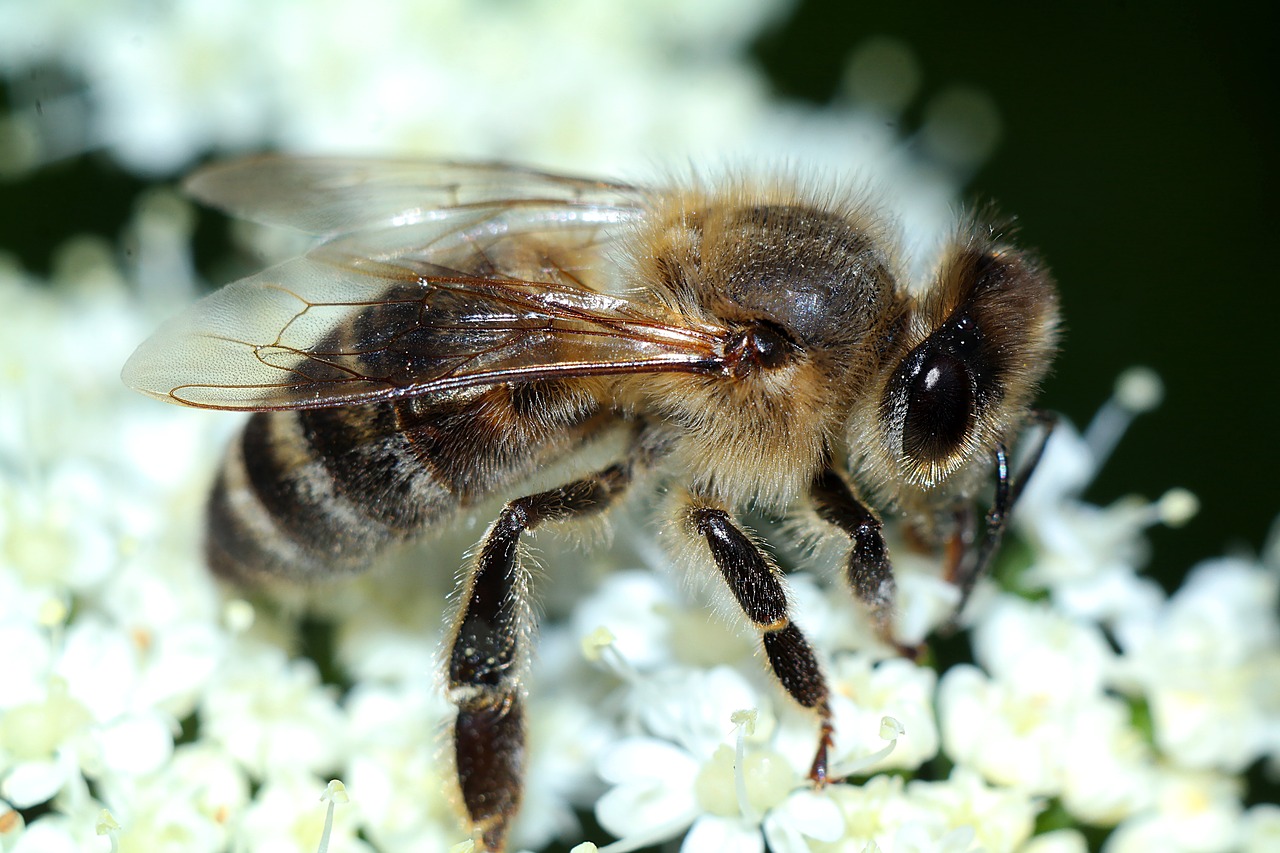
[95,810,121,853]
[1083,367,1164,477]
[581,625,637,682]
[1155,488,1199,528]
[731,708,761,823]
[830,715,903,778]
[316,780,348,853]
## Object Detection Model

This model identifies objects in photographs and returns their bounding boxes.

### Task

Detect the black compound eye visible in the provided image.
[902,351,975,462]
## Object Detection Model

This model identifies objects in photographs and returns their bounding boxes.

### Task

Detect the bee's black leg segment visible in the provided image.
[808,467,899,645]
[447,462,633,851]
[685,501,835,785]
[950,410,1058,625]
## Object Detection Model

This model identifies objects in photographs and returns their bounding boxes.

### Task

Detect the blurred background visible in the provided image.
[1,2,1274,594]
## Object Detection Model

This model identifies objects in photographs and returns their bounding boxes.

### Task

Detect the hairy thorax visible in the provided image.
[617,182,907,510]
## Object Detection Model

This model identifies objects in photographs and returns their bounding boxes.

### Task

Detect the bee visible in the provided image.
[123,156,1059,852]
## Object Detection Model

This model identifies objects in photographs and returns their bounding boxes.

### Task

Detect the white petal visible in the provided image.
[597,738,698,784]
[9,816,83,853]
[772,789,843,841]
[681,815,764,853]
[95,711,175,775]
[0,759,68,808]
[595,779,697,840]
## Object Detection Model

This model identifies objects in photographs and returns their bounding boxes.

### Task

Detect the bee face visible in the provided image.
[124,156,1059,852]
[865,237,1059,494]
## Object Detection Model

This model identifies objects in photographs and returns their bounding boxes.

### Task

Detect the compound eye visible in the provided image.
[902,351,975,463]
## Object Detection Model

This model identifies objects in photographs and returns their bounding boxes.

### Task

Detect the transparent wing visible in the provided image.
[124,190,727,411]
[184,155,645,236]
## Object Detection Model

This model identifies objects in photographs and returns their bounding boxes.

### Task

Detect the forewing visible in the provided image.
[184,156,645,236]
[124,200,725,410]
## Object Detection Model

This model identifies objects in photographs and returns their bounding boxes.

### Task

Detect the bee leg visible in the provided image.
[447,462,632,852]
[949,410,1057,625]
[683,497,835,786]
[808,466,902,649]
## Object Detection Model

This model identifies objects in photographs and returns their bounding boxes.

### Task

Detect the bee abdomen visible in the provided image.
[206,405,453,583]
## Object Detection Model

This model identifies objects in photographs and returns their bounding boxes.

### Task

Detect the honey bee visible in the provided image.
[123,156,1059,851]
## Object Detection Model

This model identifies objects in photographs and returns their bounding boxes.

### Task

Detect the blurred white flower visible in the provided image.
[1114,557,1280,773]
[93,742,247,853]
[1056,698,1157,825]
[1241,803,1280,853]
[1012,370,1187,628]
[198,639,346,779]
[236,772,372,853]
[972,595,1116,704]
[1018,829,1090,853]
[939,596,1125,798]
[827,767,1038,853]
[1103,769,1245,853]
[340,683,459,852]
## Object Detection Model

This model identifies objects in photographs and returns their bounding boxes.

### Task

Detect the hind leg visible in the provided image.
[447,462,632,850]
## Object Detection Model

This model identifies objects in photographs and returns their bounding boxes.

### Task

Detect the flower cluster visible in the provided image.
[2,1,1278,852]
[560,386,1279,853]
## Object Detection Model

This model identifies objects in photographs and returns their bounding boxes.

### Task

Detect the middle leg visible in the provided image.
[678,492,835,785]
[808,464,898,644]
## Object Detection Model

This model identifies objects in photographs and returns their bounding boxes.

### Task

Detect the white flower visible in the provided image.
[6,1,1279,850]
[1017,829,1089,853]
[938,663,1063,794]
[1012,372,1185,628]
[93,743,247,853]
[340,683,460,853]
[235,773,373,853]
[570,569,692,672]
[1241,803,1280,853]
[761,788,845,852]
[514,692,618,850]
[198,639,346,779]
[5,815,85,853]
[1114,557,1280,773]
[1056,698,1156,825]
[825,654,939,775]
[900,767,1039,853]
[938,596,1134,800]
[971,596,1115,705]
[0,678,92,808]
[1103,769,1245,853]
[329,567,451,686]
[828,768,1038,853]
[594,666,797,850]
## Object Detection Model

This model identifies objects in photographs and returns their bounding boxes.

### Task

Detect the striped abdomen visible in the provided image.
[206,382,604,583]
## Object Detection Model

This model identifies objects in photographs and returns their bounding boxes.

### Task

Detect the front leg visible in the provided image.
[948,411,1058,623]
[808,466,898,646]
[448,462,631,851]
[679,493,835,785]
